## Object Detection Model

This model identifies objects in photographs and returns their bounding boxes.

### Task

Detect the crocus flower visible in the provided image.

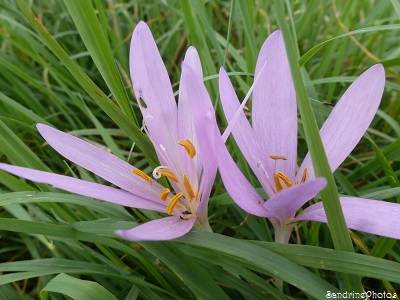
[0,21,217,241]
[217,30,400,243]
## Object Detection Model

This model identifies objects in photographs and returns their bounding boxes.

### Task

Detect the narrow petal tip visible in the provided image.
[219,66,228,79]
[184,46,199,60]
[36,123,63,143]
[183,46,202,77]
[363,63,385,82]
[36,123,50,132]
[133,20,149,34]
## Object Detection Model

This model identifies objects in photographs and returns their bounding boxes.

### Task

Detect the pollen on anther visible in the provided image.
[269,155,288,160]
[274,175,284,192]
[160,188,170,201]
[178,139,196,158]
[132,168,152,185]
[156,168,178,182]
[300,168,308,183]
[274,172,293,191]
[167,192,184,215]
[183,174,196,200]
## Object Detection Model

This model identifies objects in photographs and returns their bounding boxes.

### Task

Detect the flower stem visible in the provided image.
[194,220,213,233]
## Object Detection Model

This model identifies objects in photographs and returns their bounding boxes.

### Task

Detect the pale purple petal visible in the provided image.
[37,124,164,201]
[180,62,218,220]
[295,197,400,239]
[298,64,385,181]
[181,46,203,78]
[263,178,327,223]
[217,140,270,218]
[252,30,297,181]
[219,67,275,197]
[130,21,179,167]
[0,163,166,212]
[177,47,203,185]
[116,216,196,241]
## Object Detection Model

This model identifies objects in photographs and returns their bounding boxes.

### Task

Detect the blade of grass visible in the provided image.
[40,273,118,300]
[0,218,338,298]
[63,0,136,123]
[14,0,158,167]
[299,24,400,67]
[141,242,230,300]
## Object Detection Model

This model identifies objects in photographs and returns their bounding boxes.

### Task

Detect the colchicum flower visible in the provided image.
[217,30,400,243]
[0,21,217,241]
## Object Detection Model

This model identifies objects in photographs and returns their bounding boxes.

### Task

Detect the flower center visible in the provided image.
[132,138,199,219]
[273,168,308,192]
[268,154,308,193]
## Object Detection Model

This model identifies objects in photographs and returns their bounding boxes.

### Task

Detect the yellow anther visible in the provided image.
[183,174,196,200]
[178,139,196,158]
[274,172,293,192]
[160,188,170,201]
[167,192,183,215]
[132,168,152,185]
[157,168,178,182]
[274,174,284,191]
[269,155,288,160]
[300,168,308,183]
[294,180,299,185]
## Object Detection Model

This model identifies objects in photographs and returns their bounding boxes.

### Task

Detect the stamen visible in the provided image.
[178,139,196,158]
[274,174,284,192]
[167,192,183,215]
[153,167,178,182]
[183,174,196,200]
[274,172,293,191]
[269,155,288,160]
[300,168,308,183]
[160,188,170,201]
[132,168,152,185]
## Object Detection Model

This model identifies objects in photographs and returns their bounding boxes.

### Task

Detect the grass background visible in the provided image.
[0,0,399,298]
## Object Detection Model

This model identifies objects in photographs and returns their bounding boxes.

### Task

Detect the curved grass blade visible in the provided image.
[40,273,117,300]
[299,24,400,67]
[63,0,136,123]
[178,232,339,298]
[14,0,158,167]
[251,241,400,283]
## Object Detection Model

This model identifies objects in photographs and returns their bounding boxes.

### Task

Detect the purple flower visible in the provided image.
[0,21,217,241]
[217,30,400,243]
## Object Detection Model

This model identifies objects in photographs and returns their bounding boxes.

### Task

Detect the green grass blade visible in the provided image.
[177,232,340,298]
[14,0,158,167]
[251,241,400,283]
[40,273,117,300]
[141,242,230,300]
[390,0,400,19]
[299,24,400,67]
[63,0,136,123]
[0,121,49,171]
[0,192,133,220]
[237,0,257,71]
